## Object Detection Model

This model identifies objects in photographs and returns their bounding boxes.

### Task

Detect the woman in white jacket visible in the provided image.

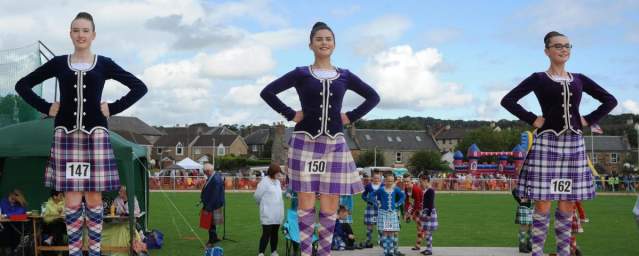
[254,164,285,256]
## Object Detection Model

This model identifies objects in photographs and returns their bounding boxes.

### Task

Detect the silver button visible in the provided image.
[73,125,77,128]
[569,93,573,96]
[563,115,566,118]
[73,84,77,88]
[319,117,322,120]
[317,129,321,133]
[320,92,323,96]
[82,126,85,129]
[73,112,77,116]
[82,73,86,76]
[83,85,86,88]
[568,104,572,107]
[83,112,86,116]
[83,99,87,102]
[327,129,330,132]
[328,118,331,121]
[329,105,332,108]
[562,104,565,107]
[561,93,565,96]
[330,93,333,96]
[74,72,78,75]
[74,98,77,102]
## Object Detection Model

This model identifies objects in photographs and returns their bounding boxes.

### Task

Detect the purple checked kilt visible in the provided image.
[44,128,120,192]
[517,132,595,201]
[420,208,438,231]
[287,133,363,195]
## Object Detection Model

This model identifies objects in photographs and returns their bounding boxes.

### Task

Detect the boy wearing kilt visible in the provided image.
[419,174,438,256]
[371,172,406,256]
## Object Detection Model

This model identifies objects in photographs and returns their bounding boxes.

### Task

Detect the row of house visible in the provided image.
[109,116,636,174]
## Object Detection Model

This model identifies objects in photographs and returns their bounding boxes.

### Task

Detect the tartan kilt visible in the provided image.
[420,208,439,231]
[364,204,379,225]
[45,128,120,192]
[377,209,400,232]
[211,208,224,225]
[287,133,363,195]
[515,206,533,225]
[571,214,583,233]
[517,132,595,201]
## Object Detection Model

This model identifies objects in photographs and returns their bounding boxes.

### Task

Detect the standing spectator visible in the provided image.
[254,164,285,256]
[607,175,615,192]
[200,163,225,247]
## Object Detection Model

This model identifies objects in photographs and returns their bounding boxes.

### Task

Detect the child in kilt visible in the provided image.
[362,171,382,248]
[419,174,438,256]
[371,172,406,256]
[512,189,532,253]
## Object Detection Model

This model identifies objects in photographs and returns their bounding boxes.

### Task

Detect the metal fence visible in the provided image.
[148,176,638,192]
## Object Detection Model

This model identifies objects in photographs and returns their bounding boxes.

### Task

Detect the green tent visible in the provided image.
[0,118,149,233]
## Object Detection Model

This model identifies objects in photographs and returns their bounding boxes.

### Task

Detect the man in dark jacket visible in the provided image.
[201,163,225,246]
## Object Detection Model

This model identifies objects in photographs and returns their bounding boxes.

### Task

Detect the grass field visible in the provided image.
[148,192,639,256]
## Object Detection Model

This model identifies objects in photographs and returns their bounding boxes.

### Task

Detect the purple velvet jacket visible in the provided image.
[15,55,147,134]
[260,66,379,139]
[501,72,617,135]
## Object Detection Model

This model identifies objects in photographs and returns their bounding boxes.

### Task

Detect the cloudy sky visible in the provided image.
[1,0,638,126]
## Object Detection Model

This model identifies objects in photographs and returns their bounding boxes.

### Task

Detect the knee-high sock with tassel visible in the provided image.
[555,210,572,256]
[392,233,399,253]
[86,204,104,256]
[317,211,337,255]
[365,225,373,244]
[424,232,433,252]
[531,211,550,256]
[64,205,84,256]
[382,235,393,256]
[298,208,316,256]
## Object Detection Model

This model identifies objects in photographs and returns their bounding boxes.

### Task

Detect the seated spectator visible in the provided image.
[0,189,28,254]
[332,205,362,251]
[42,191,66,249]
[113,186,141,216]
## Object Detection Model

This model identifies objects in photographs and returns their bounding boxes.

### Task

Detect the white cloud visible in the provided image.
[515,0,638,33]
[362,45,472,110]
[476,89,510,120]
[226,76,277,105]
[350,15,411,55]
[196,45,276,79]
[623,100,639,114]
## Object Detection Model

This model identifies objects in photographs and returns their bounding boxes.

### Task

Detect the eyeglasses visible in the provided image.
[547,43,572,50]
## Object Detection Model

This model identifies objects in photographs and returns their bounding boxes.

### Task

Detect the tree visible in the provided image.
[356,150,385,167]
[408,150,449,174]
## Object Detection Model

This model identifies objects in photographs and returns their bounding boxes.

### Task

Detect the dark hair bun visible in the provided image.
[544,31,565,46]
[313,22,328,30]
[73,12,95,31]
[310,21,334,41]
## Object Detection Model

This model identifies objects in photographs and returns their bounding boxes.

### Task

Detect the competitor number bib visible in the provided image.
[304,159,327,175]
[66,162,91,180]
[550,178,572,194]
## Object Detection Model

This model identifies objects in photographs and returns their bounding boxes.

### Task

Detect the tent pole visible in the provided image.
[127,149,136,256]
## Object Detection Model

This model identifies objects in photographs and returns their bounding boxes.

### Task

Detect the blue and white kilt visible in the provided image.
[420,208,438,231]
[364,204,378,225]
[377,209,400,232]
[45,128,120,192]
[517,132,595,201]
[287,133,363,195]
[515,206,533,225]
